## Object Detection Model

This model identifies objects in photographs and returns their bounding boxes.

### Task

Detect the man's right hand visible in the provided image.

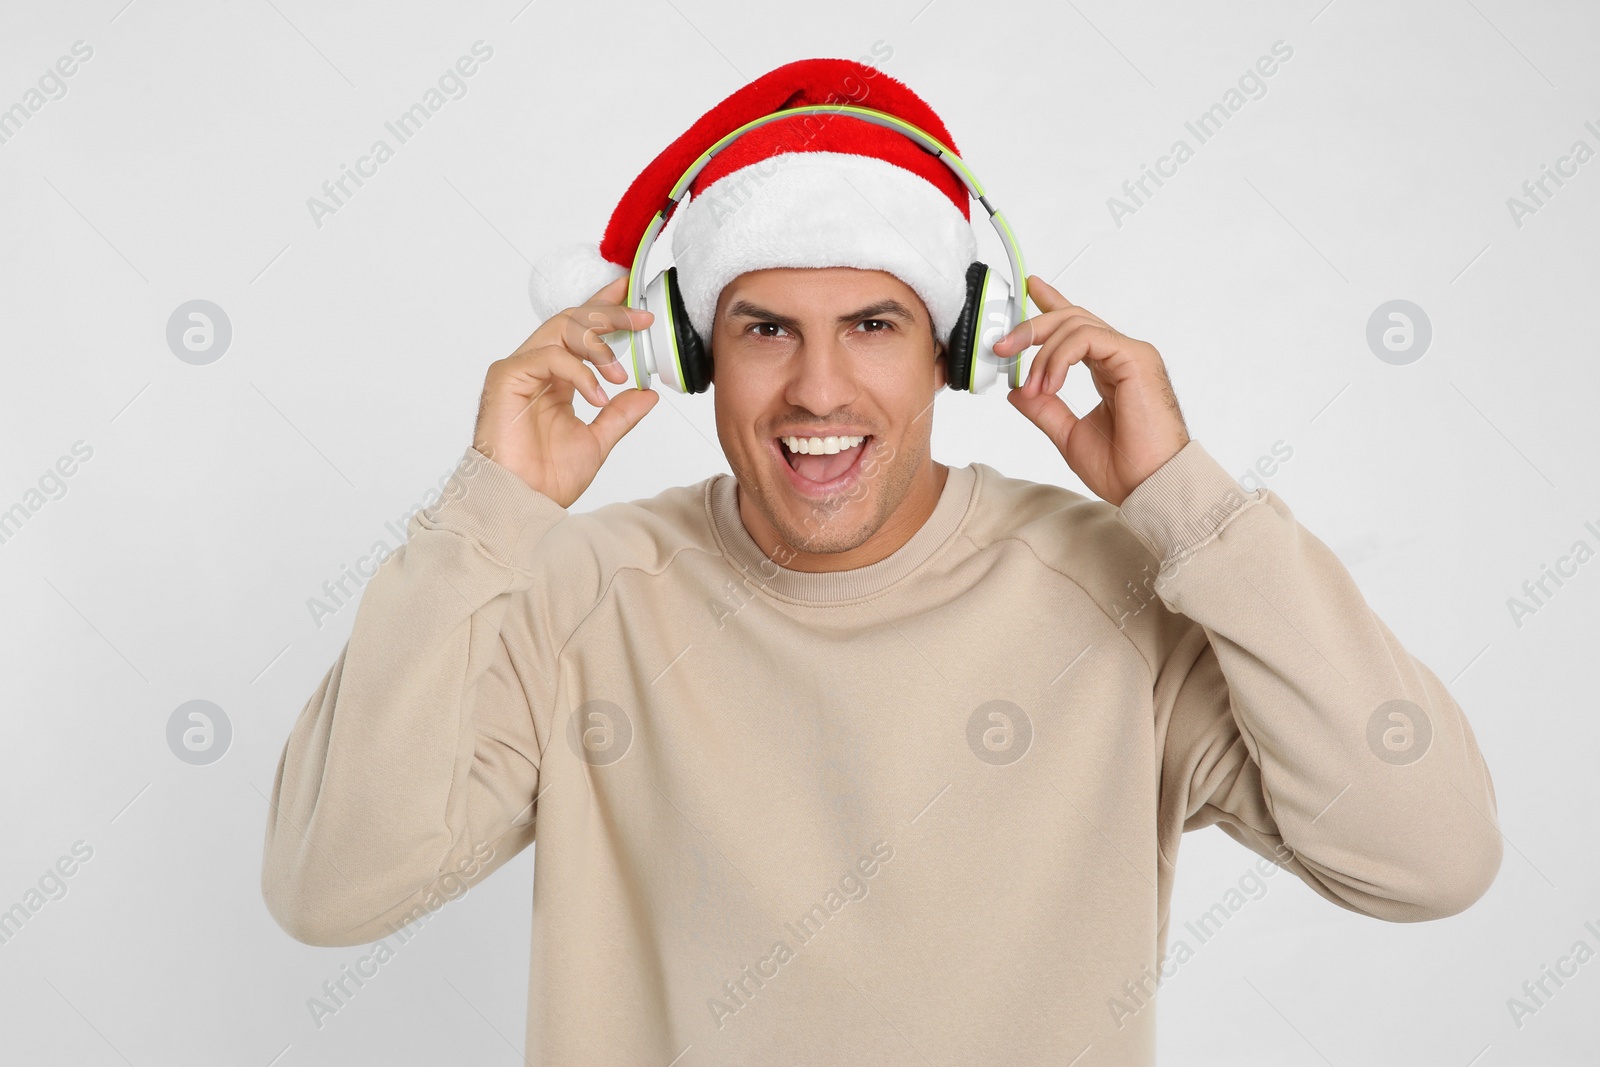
[473,275,659,508]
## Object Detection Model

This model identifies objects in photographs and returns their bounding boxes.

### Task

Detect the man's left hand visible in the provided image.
[995,274,1191,507]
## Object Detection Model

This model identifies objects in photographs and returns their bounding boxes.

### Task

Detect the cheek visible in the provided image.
[711,374,771,454]
[876,363,939,420]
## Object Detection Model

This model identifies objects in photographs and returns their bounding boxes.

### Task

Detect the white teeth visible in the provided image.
[781,434,865,455]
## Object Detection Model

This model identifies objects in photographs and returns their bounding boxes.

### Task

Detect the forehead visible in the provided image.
[720,266,924,316]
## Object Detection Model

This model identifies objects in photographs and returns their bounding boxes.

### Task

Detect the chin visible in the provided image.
[778,500,881,556]
[754,435,895,554]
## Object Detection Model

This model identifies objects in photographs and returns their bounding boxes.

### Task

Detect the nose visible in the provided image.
[783,335,859,415]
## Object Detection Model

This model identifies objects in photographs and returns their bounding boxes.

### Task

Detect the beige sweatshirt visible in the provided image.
[261,439,1501,1065]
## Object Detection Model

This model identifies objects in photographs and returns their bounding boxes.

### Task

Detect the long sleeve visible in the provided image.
[261,446,580,947]
[1119,440,1502,923]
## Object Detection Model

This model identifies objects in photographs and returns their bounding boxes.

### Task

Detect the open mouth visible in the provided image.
[774,433,874,494]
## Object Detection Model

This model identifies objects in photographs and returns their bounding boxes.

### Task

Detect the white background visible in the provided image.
[1,0,1595,1064]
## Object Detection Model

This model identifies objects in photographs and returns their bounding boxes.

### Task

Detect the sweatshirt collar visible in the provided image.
[706,462,977,603]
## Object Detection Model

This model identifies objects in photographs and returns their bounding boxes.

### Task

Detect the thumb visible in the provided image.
[587,387,659,458]
[1007,387,1078,452]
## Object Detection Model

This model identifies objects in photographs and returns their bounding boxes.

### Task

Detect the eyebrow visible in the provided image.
[724,298,918,332]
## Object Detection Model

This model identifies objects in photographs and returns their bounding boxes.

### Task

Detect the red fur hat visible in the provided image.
[528,56,977,344]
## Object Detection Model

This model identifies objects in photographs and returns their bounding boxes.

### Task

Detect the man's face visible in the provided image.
[710,266,947,570]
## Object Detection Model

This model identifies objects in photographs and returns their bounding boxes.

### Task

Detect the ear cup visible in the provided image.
[665,266,713,394]
[640,266,710,393]
[640,269,679,392]
[971,268,1021,392]
[943,262,990,392]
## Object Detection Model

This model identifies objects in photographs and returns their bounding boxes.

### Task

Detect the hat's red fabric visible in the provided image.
[596,57,971,270]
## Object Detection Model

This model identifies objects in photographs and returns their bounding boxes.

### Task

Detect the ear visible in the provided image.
[933,339,947,392]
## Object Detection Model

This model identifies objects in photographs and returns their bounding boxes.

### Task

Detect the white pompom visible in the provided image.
[527,241,628,322]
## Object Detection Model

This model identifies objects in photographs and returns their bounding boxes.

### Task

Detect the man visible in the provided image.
[261,58,1501,1064]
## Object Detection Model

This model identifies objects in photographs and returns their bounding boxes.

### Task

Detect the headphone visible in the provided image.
[611,104,1031,395]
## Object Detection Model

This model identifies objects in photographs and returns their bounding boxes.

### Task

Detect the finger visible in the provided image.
[586,386,659,458]
[1017,323,1081,398]
[550,345,613,409]
[994,308,1066,357]
[1084,349,1119,406]
[513,301,648,383]
[556,306,649,383]
[583,273,630,305]
[513,344,610,409]
[1025,323,1123,398]
[1007,381,1080,450]
[1020,339,1054,398]
[516,275,649,363]
[564,300,652,339]
[1025,325,1083,397]
[1022,275,1110,330]
[1013,313,1102,387]
[994,293,1103,358]
[1004,310,1107,369]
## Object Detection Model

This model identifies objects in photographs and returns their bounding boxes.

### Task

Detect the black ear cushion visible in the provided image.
[665,266,712,393]
[943,262,989,392]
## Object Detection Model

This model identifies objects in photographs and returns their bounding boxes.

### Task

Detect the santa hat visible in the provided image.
[527,57,977,347]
